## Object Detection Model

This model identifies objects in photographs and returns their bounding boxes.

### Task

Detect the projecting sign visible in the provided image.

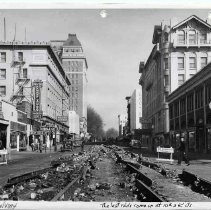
[33,80,43,119]
[57,116,68,122]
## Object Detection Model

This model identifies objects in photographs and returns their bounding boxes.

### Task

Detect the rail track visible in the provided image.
[114,152,166,202]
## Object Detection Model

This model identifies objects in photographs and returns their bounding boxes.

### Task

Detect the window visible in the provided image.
[189,30,196,44]
[177,31,185,44]
[180,98,186,115]
[178,57,184,69]
[0,52,6,63]
[18,52,23,61]
[23,68,27,78]
[164,58,168,70]
[164,75,169,86]
[189,57,196,69]
[195,88,203,109]
[164,32,168,42]
[0,69,6,79]
[169,104,174,119]
[200,33,207,44]
[174,101,179,117]
[189,74,195,78]
[201,57,207,68]
[0,86,6,96]
[187,94,194,112]
[178,74,185,86]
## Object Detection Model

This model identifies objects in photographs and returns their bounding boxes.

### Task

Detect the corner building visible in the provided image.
[0,41,70,150]
[139,15,211,149]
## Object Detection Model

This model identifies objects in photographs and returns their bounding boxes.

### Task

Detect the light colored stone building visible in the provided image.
[0,41,70,149]
[51,34,88,133]
[139,15,211,148]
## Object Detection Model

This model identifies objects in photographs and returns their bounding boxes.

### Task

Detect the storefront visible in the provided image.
[10,121,27,151]
[0,119,9,150]
[167,62,211,154]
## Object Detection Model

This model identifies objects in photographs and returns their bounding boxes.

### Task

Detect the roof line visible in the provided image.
[172,15,211,29]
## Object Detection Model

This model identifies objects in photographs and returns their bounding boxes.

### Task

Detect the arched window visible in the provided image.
[177,31,185,44]
[189,30,196,44]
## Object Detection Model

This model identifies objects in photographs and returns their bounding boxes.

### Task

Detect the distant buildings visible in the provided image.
[130,89,142,131]
[51,34,88,133]
[118,114,127,137]
[139,14,211,149]
[123,89,142,137]
[0,41,70,151]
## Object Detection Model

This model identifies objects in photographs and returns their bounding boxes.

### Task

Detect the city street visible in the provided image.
[0,143,211,202]
[0,146,83,186]
[1,6,211,207]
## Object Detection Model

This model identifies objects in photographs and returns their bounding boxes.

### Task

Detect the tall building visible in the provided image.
[139,14,211,149]
[0,41,70,150]
[118,114,127,137]
[51,34,88,133]
[130,89,142,132]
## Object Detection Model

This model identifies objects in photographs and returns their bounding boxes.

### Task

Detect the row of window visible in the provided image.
[164,57,207,70]
[169,86,209,119]
[177,30,207,44]
[63,48,82,53]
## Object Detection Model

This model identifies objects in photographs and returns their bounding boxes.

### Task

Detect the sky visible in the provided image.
[0,8,210,130]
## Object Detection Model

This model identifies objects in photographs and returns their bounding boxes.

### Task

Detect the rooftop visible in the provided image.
[63,34,82,47]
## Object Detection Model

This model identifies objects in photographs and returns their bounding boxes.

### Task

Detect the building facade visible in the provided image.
[118,114,127,137]
[130,89,142,132]
[168,62,211,154]
[139,15,211,149]
[68,111,80,136]
[51,34,88,133]
[0,41,70,150]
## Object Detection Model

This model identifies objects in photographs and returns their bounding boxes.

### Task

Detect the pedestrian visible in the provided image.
[81,137,85,152]
[70,139,74,152]
[176,137,190,166]
[39,137,43,153]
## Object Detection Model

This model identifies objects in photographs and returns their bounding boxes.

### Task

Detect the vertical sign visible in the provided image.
[33,80,43,119]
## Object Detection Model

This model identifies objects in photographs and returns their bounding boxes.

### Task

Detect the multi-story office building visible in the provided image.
[0,41,70,150]
[51,34,88,133]
[118,114,127,137]
[139,15,211,149]
[130,89,142,132]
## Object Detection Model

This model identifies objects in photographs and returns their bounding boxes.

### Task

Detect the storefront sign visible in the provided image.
[32,111,43,119]
[57,116,68,122]
[33,131,43,135]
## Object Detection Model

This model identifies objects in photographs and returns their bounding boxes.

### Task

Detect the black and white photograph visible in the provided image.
[0,0,211,209]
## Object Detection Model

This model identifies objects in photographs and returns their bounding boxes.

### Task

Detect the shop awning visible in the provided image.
[0,119,9,125]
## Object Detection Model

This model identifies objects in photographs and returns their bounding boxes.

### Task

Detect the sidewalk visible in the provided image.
[123,146,211,182]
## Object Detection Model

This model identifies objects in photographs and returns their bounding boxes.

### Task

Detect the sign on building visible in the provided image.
[57,116,68,122]
[33,80,43,119]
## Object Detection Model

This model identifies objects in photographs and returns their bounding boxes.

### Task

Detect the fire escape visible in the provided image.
[10,51,31,103]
